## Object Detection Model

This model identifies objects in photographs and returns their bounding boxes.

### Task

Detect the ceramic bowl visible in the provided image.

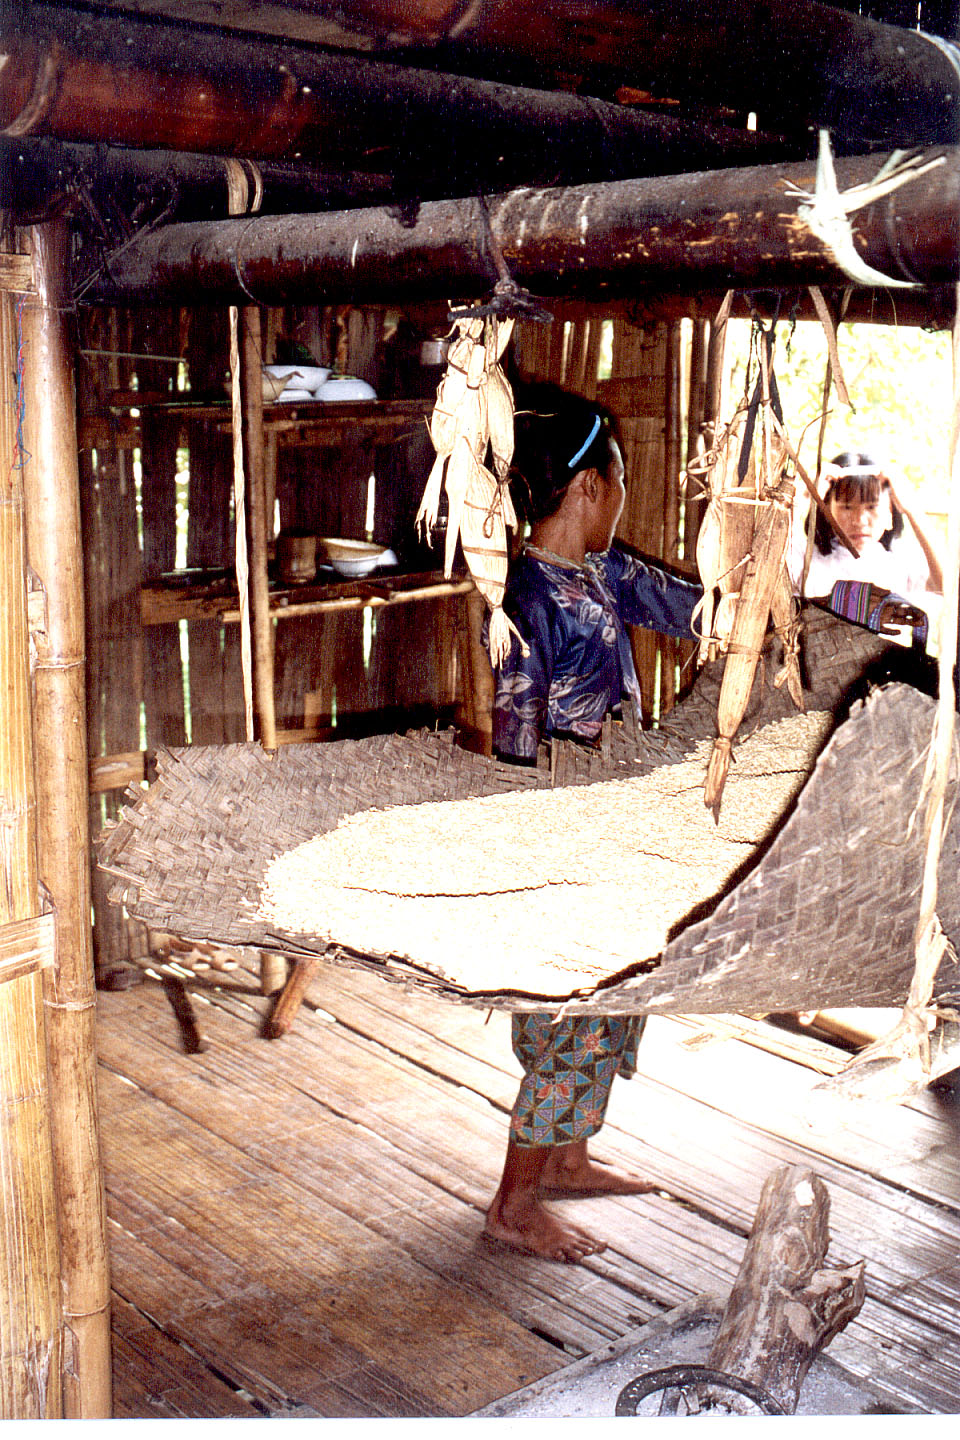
[319,537,392,577]
[316,377,378,402]
[277,388,317,403]
[264,364,331,393]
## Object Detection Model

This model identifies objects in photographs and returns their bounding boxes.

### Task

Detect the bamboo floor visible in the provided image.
[95,956,960,1418]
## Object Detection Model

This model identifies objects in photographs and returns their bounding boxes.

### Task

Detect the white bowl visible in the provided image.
[319,538,395,577]
[316,377,377,402]
[265,364,331,393]
[277,388,317,403]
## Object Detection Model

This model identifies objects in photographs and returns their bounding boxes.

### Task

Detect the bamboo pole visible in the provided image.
[239,307,276,747]
[21,220,112,1418]
[683,316,709,566]
[660,318,684,712]
[0,10,798,185]
[173,0,959,154]
[0,251,63,1417]
[221,577,475,623]
[88,145,960,308]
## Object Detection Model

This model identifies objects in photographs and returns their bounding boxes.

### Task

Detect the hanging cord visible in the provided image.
[448,195,554,324]
[225,159,263,743]
[801,285,853,590]
[737,308,783,490]
[903,279,960,1032]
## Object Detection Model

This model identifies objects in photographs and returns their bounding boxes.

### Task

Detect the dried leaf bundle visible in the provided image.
[693,336,803,818]
[416,314,524,665]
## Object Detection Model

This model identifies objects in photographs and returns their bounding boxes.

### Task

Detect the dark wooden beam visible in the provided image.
[59,0,960,151]
[85,145,960,308]
[0,138,398,222]
[1,6,798,200]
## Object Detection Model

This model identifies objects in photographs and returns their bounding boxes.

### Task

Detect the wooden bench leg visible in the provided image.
[265,956,321,1039]
[259,949,288,996]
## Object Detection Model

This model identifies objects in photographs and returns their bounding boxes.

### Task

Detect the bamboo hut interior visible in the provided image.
[3,0,960,1419]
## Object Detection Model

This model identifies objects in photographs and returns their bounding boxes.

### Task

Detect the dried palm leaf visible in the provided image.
[417,312,523,664]
[704,475,794,819]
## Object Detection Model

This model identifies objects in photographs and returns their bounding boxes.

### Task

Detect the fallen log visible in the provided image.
[705,1165,866,1414]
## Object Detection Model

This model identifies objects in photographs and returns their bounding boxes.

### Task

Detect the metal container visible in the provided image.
[419,338,450,367]
[277,532,318,585]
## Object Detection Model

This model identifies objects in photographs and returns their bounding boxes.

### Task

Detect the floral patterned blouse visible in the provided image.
[490,545,702,761]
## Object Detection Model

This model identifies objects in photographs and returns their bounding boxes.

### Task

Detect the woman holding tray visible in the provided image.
[483,389,702,1263]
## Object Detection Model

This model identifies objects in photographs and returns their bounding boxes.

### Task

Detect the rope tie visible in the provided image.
[784,129,946,290]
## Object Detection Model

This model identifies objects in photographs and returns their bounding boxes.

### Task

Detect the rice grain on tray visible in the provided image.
[257,711,831,996]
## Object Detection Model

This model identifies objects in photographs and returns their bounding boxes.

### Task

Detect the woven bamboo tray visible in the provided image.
[98,611,960,1013]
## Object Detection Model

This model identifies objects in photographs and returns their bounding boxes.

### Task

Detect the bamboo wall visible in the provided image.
[79,299,710,971]
[78,300,465,971]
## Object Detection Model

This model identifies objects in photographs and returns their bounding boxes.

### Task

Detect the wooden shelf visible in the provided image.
[141,568,473,627]
[90,395,432,448]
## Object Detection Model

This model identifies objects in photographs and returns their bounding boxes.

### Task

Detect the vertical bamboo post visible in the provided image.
[239,306,276,747]
[683,316,709,566]
[454,588,495,754]
[660,318,684,712]
[0,249,64,1419]
[704,292,733,442]
[21,220,112,1418]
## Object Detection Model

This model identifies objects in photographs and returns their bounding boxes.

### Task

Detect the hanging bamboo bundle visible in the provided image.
[703,467,796,818]
[691,403,754,666]
[693,333,801,819]
[416,314,525,665]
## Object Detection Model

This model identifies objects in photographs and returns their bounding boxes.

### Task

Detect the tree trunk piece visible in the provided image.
[706,1165,865,1415]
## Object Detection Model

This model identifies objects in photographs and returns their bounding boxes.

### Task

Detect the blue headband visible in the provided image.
[567,414,602,469]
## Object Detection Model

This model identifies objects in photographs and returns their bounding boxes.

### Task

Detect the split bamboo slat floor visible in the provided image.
[95,957,960,1418]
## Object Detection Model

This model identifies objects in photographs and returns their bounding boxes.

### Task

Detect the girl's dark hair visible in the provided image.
[509,384,619,524]
[814,449,902,554]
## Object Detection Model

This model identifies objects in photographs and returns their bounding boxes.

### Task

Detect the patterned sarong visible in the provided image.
[509,1012,644,1146]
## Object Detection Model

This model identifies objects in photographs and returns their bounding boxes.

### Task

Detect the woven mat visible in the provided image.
[98,611,960,1012]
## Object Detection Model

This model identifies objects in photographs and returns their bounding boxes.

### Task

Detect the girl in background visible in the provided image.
[790,450,942,641]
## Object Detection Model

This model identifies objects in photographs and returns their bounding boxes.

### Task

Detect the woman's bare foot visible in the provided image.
[539,1139,655,1197]
[483,1187,606,1263]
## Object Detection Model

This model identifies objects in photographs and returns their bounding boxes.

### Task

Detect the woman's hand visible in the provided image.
[882,473,944,595]
[882,474,920,518]
[874,595,927,636]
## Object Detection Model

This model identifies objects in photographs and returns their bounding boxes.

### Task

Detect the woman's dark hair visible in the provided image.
[814,449,903,554]
[509,384,620,524]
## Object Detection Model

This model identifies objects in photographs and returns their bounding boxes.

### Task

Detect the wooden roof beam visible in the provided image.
[1,6,798,196]
[84,145,960,308]
[56,0,960,152]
